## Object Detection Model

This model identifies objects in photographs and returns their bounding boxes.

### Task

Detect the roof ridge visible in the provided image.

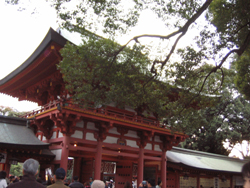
[170,146,246,162]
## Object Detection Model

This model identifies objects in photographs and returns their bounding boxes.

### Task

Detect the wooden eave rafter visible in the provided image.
[0,148,39,154]
[0,143,49,150]
[1,147,55,162]
[179,164,241,176]
[1,44,62,97]
[0,28,67,100]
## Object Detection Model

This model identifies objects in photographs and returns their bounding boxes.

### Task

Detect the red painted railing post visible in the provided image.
[21,100,168,129]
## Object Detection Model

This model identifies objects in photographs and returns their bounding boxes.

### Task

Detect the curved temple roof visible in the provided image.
[0,115,49,150]
[0,28,67,87]
[167,147,247,174]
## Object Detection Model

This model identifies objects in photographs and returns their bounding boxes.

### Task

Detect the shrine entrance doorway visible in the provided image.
[115,162,133,188]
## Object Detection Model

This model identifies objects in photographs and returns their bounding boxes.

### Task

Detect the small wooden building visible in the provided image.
[0,115,55,176]
[166,147,246,188]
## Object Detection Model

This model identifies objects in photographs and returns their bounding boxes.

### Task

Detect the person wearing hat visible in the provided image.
[47,168,68,188]
[7,158,46,188]
[139,180,147,188]
[108,179,113,188]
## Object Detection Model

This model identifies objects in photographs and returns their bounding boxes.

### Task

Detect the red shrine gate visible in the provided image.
[115,162,133,186]
[0,28,187,188]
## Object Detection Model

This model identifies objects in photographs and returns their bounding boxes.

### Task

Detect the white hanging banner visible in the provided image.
[0,153,7,164]
[214,177,220,188]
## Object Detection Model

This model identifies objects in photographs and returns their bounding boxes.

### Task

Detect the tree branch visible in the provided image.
[236,30,250,56]
[94,0,214,90]
[123,0,213,46]
[161,32,185,69]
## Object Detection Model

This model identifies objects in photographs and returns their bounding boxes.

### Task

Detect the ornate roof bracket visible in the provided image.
[30,119,53,140]
[50,45,63,61]
[50,112,81,136]
[117,127,128,136]
[94,121,114,141]
[136,130,154,148]
[160,135,187,151]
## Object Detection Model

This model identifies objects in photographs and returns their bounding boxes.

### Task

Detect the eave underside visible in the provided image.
[0,28,67,89]
[0,42,62,97]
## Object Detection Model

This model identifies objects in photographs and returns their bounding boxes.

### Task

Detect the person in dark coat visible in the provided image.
[242,161,250,188]
[84,181,91,188]
[47,168,68,188]
[7,158,45,188]
[124,181,132,188]
[147,179,155,188]
[9,176,15,184]
[12,177,19,183]
[69,176,84,188]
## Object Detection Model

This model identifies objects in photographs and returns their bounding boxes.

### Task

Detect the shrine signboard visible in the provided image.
[0,153,7,164]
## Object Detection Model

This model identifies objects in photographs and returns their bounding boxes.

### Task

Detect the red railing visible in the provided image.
[21,100,163,128]
[20,101,60,118]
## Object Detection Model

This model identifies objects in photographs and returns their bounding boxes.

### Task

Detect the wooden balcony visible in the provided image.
[20,100,167,129]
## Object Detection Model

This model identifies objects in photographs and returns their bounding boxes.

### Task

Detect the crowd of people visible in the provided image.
[0,159,87,188]
[0,158,124,188]
[1,158,250,188]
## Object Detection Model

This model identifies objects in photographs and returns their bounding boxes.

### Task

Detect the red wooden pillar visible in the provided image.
[39,162,51,180]
[4,155,10,176]
[94,140,103,180]
[73,157,82,178]
[161,150,167,188]
[175,171,180,188]
[230,176,233,188]
[137,147,144,188]
[160,137,172,188]
[0,164,4,171]
[60,135,70,172]
[197,174,200,188]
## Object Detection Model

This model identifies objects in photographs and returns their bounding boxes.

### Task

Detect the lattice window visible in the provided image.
[68,158,74,170]
[133,163,138,176]
[67,158,74,180]
[101,161,116,174]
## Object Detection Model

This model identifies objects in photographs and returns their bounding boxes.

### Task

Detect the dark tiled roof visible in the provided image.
[41,149,55,156]
[0,115,49,149]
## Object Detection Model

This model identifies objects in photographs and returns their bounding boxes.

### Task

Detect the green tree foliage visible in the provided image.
[180,75,250,156]
[9,163,23,176]
[54,0,250,121]
[0,106,25,117]
[233,50,250,100]
[5,0,250,131]
[208,0,250,53]
[208,0,250,99]
[59,34,222,132]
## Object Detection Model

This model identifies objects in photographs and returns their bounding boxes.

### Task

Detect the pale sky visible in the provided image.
[0,1,60,111]
[0,0,174,112]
